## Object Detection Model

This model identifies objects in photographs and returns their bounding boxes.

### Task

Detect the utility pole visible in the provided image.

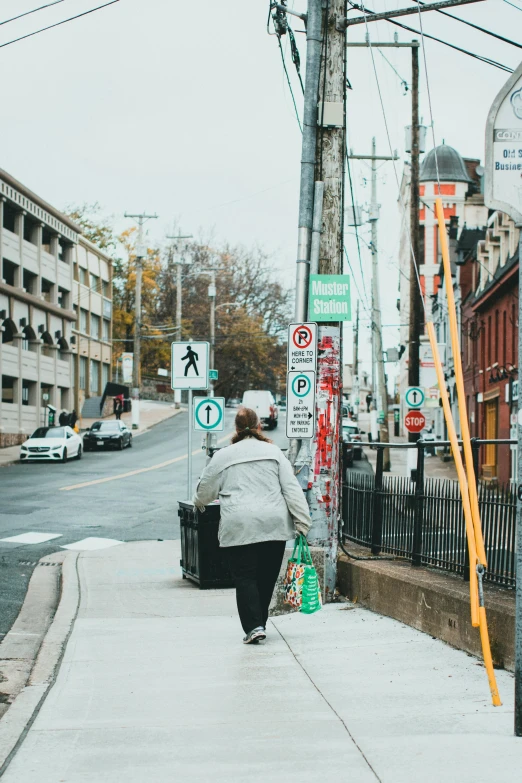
[124,212,158,429]
[306,0,345,600]
[408,42,423,444]
[347,140,397,469]
[352,299,359,413]
[370,138,391,469]
[167,234,193,408]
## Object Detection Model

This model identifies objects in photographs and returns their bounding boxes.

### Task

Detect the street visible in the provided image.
[0,411,289,641]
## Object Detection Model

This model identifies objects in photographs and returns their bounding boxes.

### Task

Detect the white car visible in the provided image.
[20,426,83,463]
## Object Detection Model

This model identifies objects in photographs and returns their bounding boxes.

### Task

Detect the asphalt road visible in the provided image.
[0,409,289,641]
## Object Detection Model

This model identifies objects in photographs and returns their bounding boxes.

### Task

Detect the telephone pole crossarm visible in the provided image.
[338,0,484,28]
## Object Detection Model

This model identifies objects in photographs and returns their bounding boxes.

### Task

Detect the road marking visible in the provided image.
[59,431,234,492]
[61,537,124,551]
[0,532,62,544]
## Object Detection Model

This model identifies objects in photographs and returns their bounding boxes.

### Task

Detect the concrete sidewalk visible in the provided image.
[1,540,521,782]
[0,400,181,468]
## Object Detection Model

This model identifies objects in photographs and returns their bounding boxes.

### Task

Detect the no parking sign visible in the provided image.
[287,322,317,371]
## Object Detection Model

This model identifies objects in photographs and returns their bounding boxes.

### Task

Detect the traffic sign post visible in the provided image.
[405,386,425,409]
[287,322,317,371]
[286,371,316,439]
[171,341,210,500]
[404,409,426,434]
[193,397,225,432]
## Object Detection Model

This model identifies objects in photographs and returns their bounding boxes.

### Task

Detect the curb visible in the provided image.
[0,551,80,774]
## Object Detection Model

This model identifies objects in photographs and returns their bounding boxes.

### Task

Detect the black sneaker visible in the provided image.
[243,626,266,644]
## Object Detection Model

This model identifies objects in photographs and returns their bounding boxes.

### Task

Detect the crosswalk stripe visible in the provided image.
[0,532,62,544]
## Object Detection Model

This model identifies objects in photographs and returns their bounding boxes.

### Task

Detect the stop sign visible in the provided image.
[404,409,426,433]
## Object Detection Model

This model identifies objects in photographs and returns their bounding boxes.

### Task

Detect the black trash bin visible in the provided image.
[178,500,234,589]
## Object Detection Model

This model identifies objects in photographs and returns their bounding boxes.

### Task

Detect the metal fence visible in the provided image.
[341,440,517,588]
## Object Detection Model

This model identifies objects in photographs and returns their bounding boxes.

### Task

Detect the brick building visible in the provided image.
[464,212,519,484]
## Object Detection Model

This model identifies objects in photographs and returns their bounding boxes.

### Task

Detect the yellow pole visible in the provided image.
[434,198,487,567]
[479,604,502,706]
[426,323,479,627]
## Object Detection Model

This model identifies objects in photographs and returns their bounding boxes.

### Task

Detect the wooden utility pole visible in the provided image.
[124,211,158,429]
[305,0,346,599]
[352,299,359,411]
[408,43,423,446]
[347,141,397,469]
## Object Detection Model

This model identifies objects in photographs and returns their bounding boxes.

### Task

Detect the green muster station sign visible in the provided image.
[308,275,351,322]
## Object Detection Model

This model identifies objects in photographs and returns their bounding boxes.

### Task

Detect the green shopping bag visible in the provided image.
[283,535,322,613]
[299,537,322,615]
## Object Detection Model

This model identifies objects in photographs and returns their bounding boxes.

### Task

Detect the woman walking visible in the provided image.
[193,407,311,644]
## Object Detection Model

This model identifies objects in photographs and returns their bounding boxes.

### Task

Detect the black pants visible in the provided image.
[225,540,286,634]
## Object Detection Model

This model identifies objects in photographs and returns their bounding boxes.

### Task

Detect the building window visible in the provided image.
[102,318,110,342]
[58,239,70,264]
[103,299,112,318]
[58,287,69,309]
[1,375,15,403]
[42,228,53,254]
[2,258,18,287]
[1,318,15,344]
[102,280,110,297]
[22,379,37,406]
[80,309,88,334]
[91,314,100,339]
[22,326,37,352]
[90,359,100,394]
[90,273,99,292]
[79,357,87,390]
[503,311,507,366]
[23,217,38,245]
[23,268,37,294]
[488,315,492,366]
[41,278,53,303]
[102,362,109,389]
[2,203,17,233]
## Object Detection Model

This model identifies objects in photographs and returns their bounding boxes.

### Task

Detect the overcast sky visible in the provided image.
[1,0,521,384]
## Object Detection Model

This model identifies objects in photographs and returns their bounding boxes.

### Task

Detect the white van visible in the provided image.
[241,390,278,430]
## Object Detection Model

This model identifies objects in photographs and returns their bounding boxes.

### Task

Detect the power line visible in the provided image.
[413,0,522,50]
[0,0,120,50]
[378,48,409,92]
[0,1,67,28]
[503,0,522,10]
[276,32,303,132]
[343,245,372,317]
[348,1,513,73]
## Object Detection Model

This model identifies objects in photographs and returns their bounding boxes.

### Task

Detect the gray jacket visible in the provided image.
[193,438,311,547]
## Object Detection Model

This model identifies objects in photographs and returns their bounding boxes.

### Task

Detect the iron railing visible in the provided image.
[341,439,517,588]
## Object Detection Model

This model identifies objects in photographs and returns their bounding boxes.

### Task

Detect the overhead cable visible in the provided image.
[347,1,513,73]
[0,0,120,50]
[413,0,522,50]
[0,0,67,28]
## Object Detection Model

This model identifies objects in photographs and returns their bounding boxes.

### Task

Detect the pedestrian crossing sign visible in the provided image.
[171,342,209,390]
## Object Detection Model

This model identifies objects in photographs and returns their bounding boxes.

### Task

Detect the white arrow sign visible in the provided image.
[405,386,425,409]
[286,371,316,439]
[287,322,318,372]
[193,397,225,432]
[171,341,209,390]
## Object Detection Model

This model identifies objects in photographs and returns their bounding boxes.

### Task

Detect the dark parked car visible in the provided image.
[341,429,354,473]
[83,421,132,451]
[342,420,363,460]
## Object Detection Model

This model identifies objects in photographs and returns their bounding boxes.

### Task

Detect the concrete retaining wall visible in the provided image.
[337,548,515,671]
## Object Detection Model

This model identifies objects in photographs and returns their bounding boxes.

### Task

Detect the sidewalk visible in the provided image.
[0,400,181,468]
[1,540,520,782]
